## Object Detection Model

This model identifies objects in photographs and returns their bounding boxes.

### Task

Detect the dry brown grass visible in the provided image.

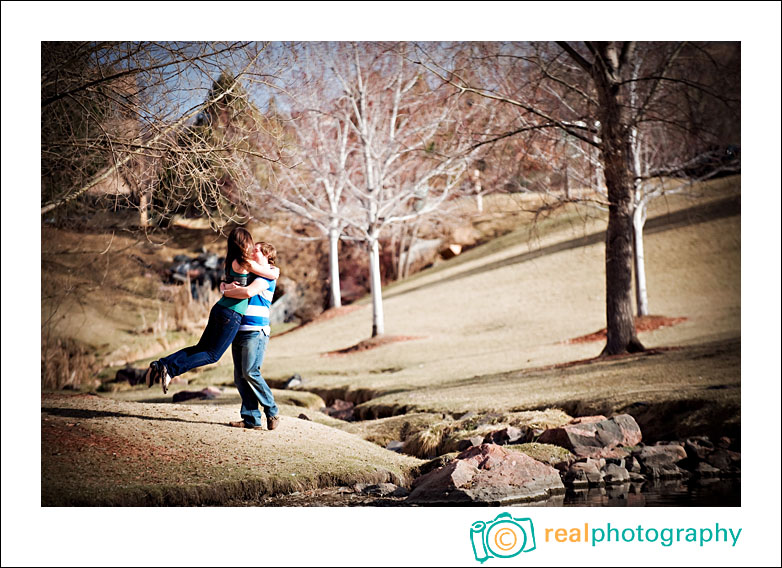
[41,393,423,506]
[339,412,448,447]
[41,336,101,390]
[398,408,573,459]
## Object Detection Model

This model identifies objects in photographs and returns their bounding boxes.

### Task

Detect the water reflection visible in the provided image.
[509,478,740,507]
[562,478,740,507]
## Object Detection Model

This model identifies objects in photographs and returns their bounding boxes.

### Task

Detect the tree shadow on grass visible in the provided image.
[41,406,225,427]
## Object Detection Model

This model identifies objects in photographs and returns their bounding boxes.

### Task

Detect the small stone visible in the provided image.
[385,440,404,453]
[484,426,523,446]
[359,483,408,497]
[201,386,221,398]
[284,374,304,389]
[297,413,311,421]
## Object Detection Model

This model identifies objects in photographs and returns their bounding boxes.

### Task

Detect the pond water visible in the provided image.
[250,478,740,507]
[511,478,741,507]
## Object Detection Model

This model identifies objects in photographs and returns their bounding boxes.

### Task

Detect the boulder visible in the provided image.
[537,414,642,458]
[407,444,564,504]
[685,437,714,460]
[705,449,741,475]
[385,440,404,453]
[693,462,722,478]
[633,445,688,480]
[602,463,630,484]
[563,460,604,488]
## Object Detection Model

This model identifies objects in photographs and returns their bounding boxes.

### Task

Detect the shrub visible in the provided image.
[41,336,99,390]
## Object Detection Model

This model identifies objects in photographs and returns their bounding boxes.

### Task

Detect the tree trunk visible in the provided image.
[629,122,649,318]
[402,220,421,279]
[138,190,149,228]
[594,65,644,356]
[474,170,483,212]
[369,238,385,337]
[328,227,342,308]
[632,205,649,317]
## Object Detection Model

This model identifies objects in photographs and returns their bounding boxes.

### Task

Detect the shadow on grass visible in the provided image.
[41,406,225,427]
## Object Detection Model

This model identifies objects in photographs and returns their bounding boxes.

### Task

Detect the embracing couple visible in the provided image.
[144,227,281,431]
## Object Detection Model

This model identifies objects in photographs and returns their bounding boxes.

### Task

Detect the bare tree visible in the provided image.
[412,41,740,355]
[268,105,358,308]
[41,41,287,228]
[324,42,486,337]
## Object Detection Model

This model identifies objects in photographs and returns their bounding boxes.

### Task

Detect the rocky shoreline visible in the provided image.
[361,414,739,506]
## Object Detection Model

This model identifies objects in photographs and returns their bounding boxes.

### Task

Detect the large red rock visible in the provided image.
[407,444,564,504]
[537,414,642,458]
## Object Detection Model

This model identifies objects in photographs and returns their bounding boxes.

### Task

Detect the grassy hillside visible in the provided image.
[40,176,741,504]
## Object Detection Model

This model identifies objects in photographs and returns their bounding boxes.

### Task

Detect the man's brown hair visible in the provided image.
[258,242,277,266]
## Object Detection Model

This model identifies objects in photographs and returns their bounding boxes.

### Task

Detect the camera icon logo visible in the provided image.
[470,513,536,563]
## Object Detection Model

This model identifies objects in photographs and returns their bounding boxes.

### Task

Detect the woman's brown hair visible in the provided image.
[225,227,254,276]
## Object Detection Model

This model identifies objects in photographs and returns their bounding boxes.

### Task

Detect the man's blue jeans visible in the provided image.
[232,330,278,427]
[160,304,242,378]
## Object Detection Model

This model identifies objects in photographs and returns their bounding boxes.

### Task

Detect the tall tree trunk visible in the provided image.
[474,169,483,212]
[594,62,644,356]
[633,205,649,317]
[629,122,649,318]
[369,237,385,337]
[138,191,149,228]
[328,227,342,308]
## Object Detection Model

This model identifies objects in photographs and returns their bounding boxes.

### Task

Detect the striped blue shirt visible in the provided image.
[238,274,276,334]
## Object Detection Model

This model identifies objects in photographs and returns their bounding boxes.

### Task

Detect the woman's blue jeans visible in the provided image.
[232,330,278,427]
[160,304,242,378]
